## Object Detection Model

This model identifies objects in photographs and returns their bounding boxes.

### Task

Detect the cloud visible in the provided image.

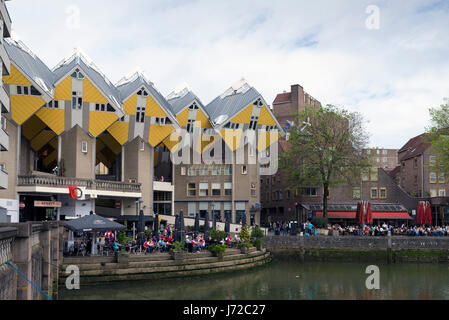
[7,0,449,149]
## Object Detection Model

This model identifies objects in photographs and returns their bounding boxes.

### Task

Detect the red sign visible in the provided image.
[19,202,25,209]
[294,202,299,207]
[115,201,121,209]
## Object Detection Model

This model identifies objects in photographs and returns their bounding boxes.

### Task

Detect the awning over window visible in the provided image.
[316,211,412,220]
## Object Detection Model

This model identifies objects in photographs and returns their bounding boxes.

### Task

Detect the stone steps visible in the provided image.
[59,250,270,284]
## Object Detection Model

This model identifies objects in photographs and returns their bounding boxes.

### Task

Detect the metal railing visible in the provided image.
[18,175,141,193]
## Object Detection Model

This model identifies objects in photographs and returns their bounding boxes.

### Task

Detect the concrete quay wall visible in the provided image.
[0,222,64,300]
[59,248,271,284]
[264,235,449,263]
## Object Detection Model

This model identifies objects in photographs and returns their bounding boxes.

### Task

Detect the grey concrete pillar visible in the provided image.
[39,223,51,295]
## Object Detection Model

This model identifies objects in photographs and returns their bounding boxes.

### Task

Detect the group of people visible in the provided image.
[332,224,449,237]
[268,220,449,237]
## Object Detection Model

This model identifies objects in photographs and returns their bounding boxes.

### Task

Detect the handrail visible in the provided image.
[18,175,141,192]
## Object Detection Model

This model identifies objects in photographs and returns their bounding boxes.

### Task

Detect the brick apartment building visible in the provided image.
[260,84,416,226]
[390,133,449,225]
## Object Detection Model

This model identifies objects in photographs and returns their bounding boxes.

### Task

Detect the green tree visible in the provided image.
[240,225,251,242]
[426,98,449,174]
[280,105,370,218]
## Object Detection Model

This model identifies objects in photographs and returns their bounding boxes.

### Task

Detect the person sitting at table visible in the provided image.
[112,241,120,252]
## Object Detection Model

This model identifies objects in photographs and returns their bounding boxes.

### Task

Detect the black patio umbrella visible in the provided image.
[225,219,230,235]
[194,213,200,236]
[212,211,217,230]
[242,213,247,226]
[154,213,159,240]
[179,210,186,241]
[174,214,179,242]
[137,209,146,246]
[64,213,126,256]
[65,213,126,233]
[204,211,210,242]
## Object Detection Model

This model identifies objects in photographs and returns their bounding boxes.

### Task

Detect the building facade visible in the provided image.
[0,0,12,221]
[392,133,449,225]
[0,29,283,225]
[260,84,416,226]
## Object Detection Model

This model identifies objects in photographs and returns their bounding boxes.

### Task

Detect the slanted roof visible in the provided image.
[273,92,291,104]
[4,39,55,97]
[116,72,177,120]
[398,133,430,161]
[167,90,205,116]
[205,86,261,126]
[53,49,123,113]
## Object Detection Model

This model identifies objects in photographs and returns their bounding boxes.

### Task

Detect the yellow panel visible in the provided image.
[107,121,129,145]
[258,105,277,126]
[11,95,45,125]
[196,109,212,128]
[22,116,47,141]
[83,78,108,104]
[148,124,175,147]
[219,129,243,151]
[176,108,189,127]
[89,112,118,138]
[31,130,56,152]
[162,132,181,152]
[3,64,31,86]
[154,151,159,167]
[99,133,122,155]
[43,151,57,167]
[54,76,72,101]
[257,131,281,152]
[146,95,167,118]
[36,108,65,135]
[231,104,253,124]
[123,94,137,116]
[195,134,215,154]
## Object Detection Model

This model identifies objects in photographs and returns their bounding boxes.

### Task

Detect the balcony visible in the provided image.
[0,167,7,189]
[17,175,142,197]
[0,2,12,38]
[0,85,9,113]
[0,124,7,151]
[153,180,174,192]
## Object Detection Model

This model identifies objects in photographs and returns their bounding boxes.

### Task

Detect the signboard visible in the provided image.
[19,202,25,209]
[34,201,62,208]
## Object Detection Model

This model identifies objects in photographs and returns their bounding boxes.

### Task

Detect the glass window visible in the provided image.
[353,188,361,200]
[242,165,247,174]
[180,167,186,175]
[362,170,369,181]
[224,182,232,196]
[187,183,196,196]
[72,97,77,109]
[379,188,387,199]
[370,188,378,199]
[188,168,196,176]
[30,86,41,96]
[199,183,209,196]
[212,183,221,196]
[17,86,22,95]
[439,189,446,197]
[370,169,378,181]
[71,71,77,78]
[439,173,445,184]
[430,172,437,184]
[81,141,88,153]
[429,156,436,166]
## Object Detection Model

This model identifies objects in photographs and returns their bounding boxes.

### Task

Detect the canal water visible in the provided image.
[59,261,449,300]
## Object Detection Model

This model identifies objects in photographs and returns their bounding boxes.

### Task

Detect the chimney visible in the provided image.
[291,84,302,112]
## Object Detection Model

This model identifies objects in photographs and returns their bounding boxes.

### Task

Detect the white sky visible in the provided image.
[7,0,449,149]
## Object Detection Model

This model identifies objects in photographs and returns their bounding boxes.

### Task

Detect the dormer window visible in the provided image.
[249,116,259,130]
[253,98,263,108]
[137,88,148,96]
[106,103,114,112]
[189,102,199,110]
[136,106,145,123]
[71,69,84,79]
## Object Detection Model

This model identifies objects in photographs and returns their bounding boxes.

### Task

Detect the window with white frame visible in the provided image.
[212,183,221,196]
[81,141,88,153]
[439,189,446,197]
[180,167,186,175]
[199,183,209,196]
[224,182,232,196]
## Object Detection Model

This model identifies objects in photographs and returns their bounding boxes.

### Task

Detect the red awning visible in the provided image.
[316,211,412,220]
[372,212,412,220]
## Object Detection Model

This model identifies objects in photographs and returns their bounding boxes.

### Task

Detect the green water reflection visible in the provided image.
[59,261,449,300]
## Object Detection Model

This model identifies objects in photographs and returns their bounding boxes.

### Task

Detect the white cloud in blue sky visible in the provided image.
[7,0,449,149]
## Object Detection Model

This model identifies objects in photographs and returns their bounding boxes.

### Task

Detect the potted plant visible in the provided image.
[238,242,253,254]
[170,241,185,260]
[209,244,226,260]
[252,239,264,251]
